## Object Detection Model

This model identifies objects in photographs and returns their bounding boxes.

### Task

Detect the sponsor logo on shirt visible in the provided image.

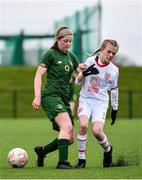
[88,76,100,94]
[58,61,62,64]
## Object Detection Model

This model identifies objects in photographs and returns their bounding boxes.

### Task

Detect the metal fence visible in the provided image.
[0,89,142,119]
[0,2,101,66]
[54,1,102,61]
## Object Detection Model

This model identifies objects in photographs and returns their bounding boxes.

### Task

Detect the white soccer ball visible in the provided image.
[7,148,28,168]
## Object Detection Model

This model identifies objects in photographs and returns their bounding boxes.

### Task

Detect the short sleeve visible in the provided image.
[40,50,52,68]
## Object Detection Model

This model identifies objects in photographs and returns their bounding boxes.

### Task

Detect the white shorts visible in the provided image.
[77,96,109,124]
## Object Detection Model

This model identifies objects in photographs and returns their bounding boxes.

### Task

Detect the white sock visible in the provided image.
[77,134,87,159]
[98,134,111,152]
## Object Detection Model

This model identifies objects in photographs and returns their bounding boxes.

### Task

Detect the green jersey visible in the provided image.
[41,48,79,98]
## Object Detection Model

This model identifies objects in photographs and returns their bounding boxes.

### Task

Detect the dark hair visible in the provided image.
[91,39,119,56]
[51,26,72,49]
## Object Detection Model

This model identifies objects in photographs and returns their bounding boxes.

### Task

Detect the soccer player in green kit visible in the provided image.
[32,26,80,169]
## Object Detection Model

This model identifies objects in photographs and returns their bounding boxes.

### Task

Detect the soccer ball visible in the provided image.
[7,148,28,168]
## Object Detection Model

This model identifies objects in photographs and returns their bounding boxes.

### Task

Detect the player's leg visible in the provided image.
[92,122,112,167]
[55,112,75,169]
[40,121,74,157]
[75,115,88,168]
[92,103,112,167]
[34,96,74,168]
[34,138,58,167]
[34,96,59,167]
[34,115,74,168]
[69,100,75,116]
[75,97,91,168]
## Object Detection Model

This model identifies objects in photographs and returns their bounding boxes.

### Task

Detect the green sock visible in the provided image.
[58,139,69,163]
[43,138,58,155]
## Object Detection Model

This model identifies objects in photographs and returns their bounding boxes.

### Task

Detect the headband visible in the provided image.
[57,28,73,39]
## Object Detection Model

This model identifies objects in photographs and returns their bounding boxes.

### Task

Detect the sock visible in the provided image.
[43,138,58,155]
[58,139,69,163]
[77,134,87,160]
[98,134,111,152]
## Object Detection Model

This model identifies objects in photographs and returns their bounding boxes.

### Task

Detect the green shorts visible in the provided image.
[41,94,74,131]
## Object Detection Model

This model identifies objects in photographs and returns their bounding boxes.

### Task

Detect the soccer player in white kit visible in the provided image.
[75,39,119,168]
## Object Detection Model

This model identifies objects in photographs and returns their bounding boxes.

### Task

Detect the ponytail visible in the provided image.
[90,39,119,57]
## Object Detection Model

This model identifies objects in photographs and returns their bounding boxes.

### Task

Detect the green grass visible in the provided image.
[0,118,142,179]
[0,66,142,118]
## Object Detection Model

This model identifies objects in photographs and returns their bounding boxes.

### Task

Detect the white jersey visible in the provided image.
[79,56,119,109]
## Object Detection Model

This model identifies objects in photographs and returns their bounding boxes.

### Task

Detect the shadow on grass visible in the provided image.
[111,155,140,167]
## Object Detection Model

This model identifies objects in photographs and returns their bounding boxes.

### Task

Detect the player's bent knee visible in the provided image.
[80,122,88,130]
[69,138,74,144]
[93,127,102,138]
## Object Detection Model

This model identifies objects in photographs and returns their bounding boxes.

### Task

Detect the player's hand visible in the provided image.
[111,109,118,125]
[79,63,87,70]
[82,64,99,77]
[32,97,41,110]
[77,63,87,73]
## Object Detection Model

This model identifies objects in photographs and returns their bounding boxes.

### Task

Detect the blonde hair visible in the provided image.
[91,39,119,56]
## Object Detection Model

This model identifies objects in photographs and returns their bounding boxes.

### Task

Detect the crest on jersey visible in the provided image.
[56,104,63,109]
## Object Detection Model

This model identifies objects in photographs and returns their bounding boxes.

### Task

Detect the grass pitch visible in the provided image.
[0,118,142,179]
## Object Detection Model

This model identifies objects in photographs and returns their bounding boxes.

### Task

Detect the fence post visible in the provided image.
[128,90,133,119]
[12,90,17,118]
